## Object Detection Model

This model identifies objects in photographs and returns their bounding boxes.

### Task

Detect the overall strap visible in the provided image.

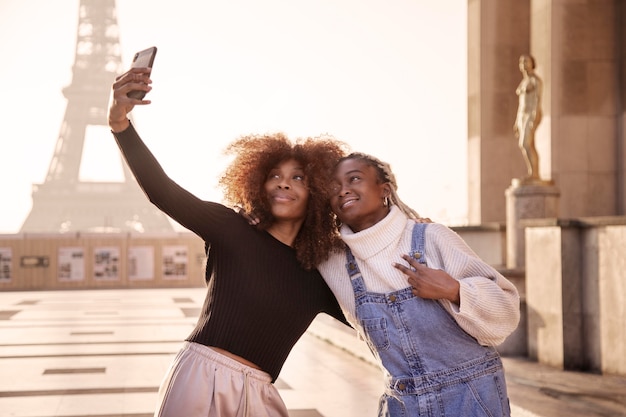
[344,247,367,296]
[345,248,360,278]
[410,223,428,266]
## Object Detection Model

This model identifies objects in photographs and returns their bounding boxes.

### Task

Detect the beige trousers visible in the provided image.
[154,342,289,417]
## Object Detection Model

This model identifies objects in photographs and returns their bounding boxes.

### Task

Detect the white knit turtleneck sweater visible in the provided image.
[318,206,520,346]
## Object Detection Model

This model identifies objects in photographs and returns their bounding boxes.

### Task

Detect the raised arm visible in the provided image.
[107,67,218,237]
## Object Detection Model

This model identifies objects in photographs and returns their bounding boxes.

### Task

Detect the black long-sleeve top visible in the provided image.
[113,123,347,382]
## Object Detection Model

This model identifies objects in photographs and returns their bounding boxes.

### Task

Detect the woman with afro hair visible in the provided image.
[109,66,350,417]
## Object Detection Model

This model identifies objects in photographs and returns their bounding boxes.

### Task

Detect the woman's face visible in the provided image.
[330,158,390,232]
[519,55,533,73]
[264,158,309,222]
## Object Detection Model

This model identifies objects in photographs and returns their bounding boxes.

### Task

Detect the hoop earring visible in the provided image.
[383,197,389,207]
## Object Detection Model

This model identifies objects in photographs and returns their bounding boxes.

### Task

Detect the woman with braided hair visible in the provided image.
[318,152,520,416]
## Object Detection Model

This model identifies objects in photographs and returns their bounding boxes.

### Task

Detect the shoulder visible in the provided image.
[412,222,458,239]
[425,222,455,234]
[206,201,239,215]
[318,247,346,270]
[403,222,463,249]
[422,222,468,248]
[201,202,257,236]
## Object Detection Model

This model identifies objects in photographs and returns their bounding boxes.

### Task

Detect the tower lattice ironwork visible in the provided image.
[20,0,173,233]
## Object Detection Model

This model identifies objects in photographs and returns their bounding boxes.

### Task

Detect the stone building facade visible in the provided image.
[467,0,624,224]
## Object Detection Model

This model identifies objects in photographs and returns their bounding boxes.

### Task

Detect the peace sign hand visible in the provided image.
[393,254,460,304]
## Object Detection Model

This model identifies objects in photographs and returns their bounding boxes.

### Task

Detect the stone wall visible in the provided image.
[0,232,206,291]
[525,217,626,376]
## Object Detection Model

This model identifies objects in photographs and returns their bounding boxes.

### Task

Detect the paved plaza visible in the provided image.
[0,288,625,417]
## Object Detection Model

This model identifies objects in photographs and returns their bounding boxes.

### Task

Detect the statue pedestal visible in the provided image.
[505,178,560,269]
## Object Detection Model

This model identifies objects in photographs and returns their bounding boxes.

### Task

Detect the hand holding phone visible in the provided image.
[127,46,157,100]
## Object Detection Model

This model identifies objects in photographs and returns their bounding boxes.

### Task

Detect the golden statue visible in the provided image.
[514,54,542,183]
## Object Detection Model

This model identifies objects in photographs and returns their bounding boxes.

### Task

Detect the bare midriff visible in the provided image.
[209,346,262,370]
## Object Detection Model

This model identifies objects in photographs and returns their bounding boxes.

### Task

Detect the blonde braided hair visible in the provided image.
[340,152,421,220]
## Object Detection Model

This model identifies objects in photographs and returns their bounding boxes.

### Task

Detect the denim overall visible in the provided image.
[345,223,511,417]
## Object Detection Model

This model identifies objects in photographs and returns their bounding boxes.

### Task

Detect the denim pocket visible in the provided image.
[361,317,390,351]
[440,371,510,417]
[378,392,406,417]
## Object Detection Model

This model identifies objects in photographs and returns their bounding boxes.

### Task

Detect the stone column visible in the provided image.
[524,219,584,370]
[466,0,530,225]
[530,0,621,219]
[505,179,559,269]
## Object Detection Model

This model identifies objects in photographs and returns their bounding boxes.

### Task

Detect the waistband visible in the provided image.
[385,352,503,396]
[182,341,272,383]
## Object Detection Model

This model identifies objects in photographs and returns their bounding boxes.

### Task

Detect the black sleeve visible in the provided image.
[111,122,230,238]
[322,284,352,328]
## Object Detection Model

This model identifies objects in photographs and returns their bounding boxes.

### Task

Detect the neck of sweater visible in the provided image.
[339,205,408,260]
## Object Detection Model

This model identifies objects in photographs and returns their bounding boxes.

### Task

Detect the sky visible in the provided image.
[0,0,468,234]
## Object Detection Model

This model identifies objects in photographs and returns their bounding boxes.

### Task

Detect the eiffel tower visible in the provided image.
[20,0,173,234]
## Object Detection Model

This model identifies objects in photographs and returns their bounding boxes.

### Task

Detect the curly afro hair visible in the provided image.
[219,132,350,270]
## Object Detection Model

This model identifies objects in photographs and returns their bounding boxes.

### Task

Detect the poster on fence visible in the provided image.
[0,248,11,282]
[58,247,85,281]
[162,245,188,280]
[93,247,120,280]
[128,246,154,281]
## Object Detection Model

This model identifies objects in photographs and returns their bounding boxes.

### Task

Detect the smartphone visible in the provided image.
[127,46,157,100]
